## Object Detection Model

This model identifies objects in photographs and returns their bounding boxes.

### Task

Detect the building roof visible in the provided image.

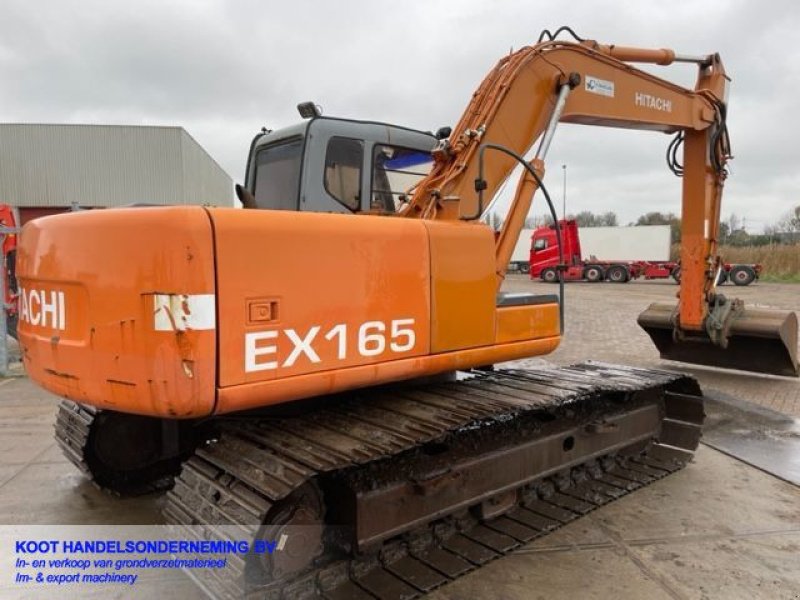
[0,123,233,208]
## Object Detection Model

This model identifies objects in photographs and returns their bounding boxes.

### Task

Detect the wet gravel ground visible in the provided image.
[500,276,800,417]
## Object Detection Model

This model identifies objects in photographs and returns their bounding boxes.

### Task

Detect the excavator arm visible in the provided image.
[405,35,798,377]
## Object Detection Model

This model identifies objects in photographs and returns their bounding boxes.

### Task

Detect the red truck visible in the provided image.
[0,204,17,338]
[529,219,761,286]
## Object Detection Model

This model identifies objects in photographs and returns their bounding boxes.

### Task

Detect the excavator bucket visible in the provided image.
[638,303,799,377]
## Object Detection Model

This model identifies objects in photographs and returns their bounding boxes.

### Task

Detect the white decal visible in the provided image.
[635,92,672,113]
[245,331,279,372]
[390,319,416,352]
[283,326,322,367]
[324,324,347,360]
[28,290,40,325]
[18,287,66,331]
[245,318,417,373]
[153,294,216,331]
[358,321,386,357]
[585,76,615,98]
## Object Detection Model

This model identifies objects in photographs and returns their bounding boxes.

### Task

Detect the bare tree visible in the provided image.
[779,205,800,233]
[486,212,503,231]
[726,213,741,234]
[570,210,619,227]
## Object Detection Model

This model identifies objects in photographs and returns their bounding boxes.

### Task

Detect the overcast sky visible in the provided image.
[1,0,799,231]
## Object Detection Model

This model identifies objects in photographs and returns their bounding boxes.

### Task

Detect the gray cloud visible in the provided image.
[1,0,798,230]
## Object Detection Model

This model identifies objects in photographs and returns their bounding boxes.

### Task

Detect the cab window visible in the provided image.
[253,138,303,210]
[533,238,548,251]
[324,137,363,211]
[372,145,433,212]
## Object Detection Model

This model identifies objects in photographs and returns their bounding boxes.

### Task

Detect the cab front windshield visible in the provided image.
[253,138,303,210]
[371,145,433,212]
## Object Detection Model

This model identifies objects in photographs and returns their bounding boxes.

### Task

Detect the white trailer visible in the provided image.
[579,225,670,261]
[509,228,534,272]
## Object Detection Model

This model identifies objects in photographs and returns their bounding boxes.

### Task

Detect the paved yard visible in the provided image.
[0,278,798,599]
[502,277,800,417]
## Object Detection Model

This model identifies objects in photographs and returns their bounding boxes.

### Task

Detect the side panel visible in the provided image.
[217,337,561,414]
[212,212,560,415]
[578,225,670,261]
[425,221,496,353]
[17,207,216,418]
[496,304,559,344]
[212,209,432,388]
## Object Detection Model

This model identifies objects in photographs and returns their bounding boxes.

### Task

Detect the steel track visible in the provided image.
[54,400,96,476]
[164,362,704,600]
[54,400,186,495]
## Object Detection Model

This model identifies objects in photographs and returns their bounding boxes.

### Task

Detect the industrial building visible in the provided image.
[0,123,232,224]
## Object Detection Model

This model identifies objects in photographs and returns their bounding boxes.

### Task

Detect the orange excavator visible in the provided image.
[16,28,798,599]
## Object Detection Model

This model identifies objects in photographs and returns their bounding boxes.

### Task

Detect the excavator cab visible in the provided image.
[237,116,436,215]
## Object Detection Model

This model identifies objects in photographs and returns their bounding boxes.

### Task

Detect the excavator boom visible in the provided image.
[402,37,796,377]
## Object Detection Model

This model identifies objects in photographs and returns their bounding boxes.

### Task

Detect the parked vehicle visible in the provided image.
[529,219,761,285]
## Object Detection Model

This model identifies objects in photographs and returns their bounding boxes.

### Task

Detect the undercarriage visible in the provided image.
[55,362,703,599]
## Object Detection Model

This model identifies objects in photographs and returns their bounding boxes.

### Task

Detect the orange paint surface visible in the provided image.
[496,304,559,344]
[17,207,562,418]
[211,209,432,387]
[17,207,217,417]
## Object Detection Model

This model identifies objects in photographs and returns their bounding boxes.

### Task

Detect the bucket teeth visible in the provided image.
[638,302,799,378]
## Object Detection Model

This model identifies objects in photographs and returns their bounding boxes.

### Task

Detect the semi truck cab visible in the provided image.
[529,220,583,281]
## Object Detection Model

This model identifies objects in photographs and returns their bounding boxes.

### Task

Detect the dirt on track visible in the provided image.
[500,277,800,417]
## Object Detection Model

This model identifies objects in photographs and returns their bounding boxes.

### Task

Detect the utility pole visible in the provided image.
[561,164,567,219]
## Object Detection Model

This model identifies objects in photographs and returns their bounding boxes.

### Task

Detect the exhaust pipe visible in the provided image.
[638,302,799,377]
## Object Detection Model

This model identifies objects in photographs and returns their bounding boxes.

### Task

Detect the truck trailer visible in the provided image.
[508,227,534,272]
[529,219,761,285]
